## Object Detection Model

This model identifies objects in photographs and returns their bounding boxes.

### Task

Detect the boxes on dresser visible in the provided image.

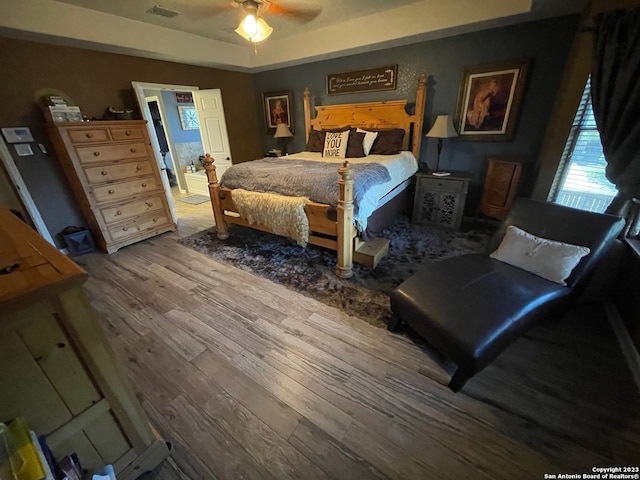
[47,120,176,253]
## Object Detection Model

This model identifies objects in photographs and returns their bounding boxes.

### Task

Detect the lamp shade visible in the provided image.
[426,115,458,139]
[274,123,293,138]
[235,16,273,43]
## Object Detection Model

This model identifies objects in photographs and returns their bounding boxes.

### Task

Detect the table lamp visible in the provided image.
[274,123,293,155]
[425,115,458,174]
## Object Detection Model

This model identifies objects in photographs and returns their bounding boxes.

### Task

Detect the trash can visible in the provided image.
[61,226,96,255]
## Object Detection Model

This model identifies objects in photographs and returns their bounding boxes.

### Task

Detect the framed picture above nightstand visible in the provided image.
[412,171,472,230]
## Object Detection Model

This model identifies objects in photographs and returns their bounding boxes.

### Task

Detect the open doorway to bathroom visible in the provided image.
[133,82,225,237]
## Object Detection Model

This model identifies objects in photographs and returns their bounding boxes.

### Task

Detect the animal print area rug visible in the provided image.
[179,216,491,328]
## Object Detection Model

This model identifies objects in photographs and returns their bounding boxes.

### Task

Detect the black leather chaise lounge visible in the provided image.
[389,198,625,392]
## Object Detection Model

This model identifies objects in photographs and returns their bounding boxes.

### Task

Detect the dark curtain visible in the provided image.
[591,8,640,236]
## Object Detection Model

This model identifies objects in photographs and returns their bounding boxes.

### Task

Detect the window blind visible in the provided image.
[550,78,616,213]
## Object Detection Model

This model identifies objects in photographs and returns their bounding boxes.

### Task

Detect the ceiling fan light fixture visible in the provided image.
[235,16,272,42]
[235,1,272,43]
[241,13,258,37]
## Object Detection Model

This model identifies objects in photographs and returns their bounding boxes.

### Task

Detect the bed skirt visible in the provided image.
[361,182,412,241]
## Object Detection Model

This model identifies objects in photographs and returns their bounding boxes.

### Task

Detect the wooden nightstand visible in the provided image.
[412,171,472,230]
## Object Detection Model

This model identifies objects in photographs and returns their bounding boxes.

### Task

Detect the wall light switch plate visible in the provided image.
[14,144,34,156]
[2,127,34,143]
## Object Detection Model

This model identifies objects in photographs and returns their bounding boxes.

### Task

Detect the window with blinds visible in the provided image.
[549,78,617,213]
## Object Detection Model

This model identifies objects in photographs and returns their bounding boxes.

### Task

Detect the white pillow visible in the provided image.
[323,130,349,158]
[356,128,379,155]
[490,225,590,285]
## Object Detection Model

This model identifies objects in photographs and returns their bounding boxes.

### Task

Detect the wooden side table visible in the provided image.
[478,159,522,220]
[0,207,170,479]
[412,171,472,230]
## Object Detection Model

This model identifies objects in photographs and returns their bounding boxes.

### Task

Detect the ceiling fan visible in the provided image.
[229,0,323,42]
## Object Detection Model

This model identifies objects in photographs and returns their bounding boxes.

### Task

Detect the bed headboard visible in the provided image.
[303,74,427,159]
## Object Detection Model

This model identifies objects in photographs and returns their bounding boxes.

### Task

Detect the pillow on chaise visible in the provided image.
[490,225,590,285]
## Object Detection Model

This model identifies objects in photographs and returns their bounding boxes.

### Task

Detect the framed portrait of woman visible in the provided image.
[262,90,294,134]
[455,59,530,141]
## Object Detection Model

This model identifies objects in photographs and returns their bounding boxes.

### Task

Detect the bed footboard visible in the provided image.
[202,154,356,278]
[336,161,354,278]
[202,154,228,240]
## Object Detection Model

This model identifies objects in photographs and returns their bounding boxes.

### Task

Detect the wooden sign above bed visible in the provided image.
[327,65,398,95]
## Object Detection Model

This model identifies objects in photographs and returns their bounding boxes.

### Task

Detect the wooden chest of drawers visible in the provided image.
[478,159,522,220]
[47,121,175,253]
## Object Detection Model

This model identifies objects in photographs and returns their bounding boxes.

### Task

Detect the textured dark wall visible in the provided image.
[0,36,263,247]
[254,15,580,214]
[0,16,579,246]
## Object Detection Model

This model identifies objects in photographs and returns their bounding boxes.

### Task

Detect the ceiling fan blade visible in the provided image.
[264,3,322,24]
[171,1,235,19]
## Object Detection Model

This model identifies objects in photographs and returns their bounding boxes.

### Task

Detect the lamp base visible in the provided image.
[277,138,289,155]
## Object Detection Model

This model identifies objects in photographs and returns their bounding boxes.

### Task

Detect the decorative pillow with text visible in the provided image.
[323,130,350,158]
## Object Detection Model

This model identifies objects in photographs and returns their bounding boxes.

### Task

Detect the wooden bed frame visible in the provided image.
[203,74,426,278]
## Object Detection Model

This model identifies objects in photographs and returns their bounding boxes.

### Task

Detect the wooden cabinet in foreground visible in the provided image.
[46,120,175,253]
[478,158,522,220]
[0,207,171,479]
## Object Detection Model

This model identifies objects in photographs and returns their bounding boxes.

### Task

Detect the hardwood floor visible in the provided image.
[75,200,640,479]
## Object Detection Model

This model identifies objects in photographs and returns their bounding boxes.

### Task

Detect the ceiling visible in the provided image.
[0,0,588,72]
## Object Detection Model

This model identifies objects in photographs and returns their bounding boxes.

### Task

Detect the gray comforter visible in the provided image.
[220,157,391,214]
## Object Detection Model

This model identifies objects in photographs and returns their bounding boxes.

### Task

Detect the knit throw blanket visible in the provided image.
[231,189,310,246]
[220,158,391,217]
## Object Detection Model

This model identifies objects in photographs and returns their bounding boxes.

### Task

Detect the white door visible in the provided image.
[193,89,232,179]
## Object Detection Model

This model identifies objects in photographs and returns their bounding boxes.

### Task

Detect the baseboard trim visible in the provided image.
[604,300,640,393]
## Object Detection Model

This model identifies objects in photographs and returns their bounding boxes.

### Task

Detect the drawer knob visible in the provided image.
[146,202,153,207]
[125,130,132,136]
[86,133,93,138]
[142,183,147,188]
[135,165,142,171]
[93,151,101,157]
[101,170,107,176]
[108,189,115,194]
[116,210,122,216]
[122,227,128,231]
[438,183,443,187]
[130,148,137,153]
[153,218,158,223]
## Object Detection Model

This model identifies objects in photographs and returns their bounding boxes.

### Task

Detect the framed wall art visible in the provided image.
[327,65,397,95]
[263,90,293,134]
[178,106,199,130]
[455,59,530,141]
[175,92,193,103]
